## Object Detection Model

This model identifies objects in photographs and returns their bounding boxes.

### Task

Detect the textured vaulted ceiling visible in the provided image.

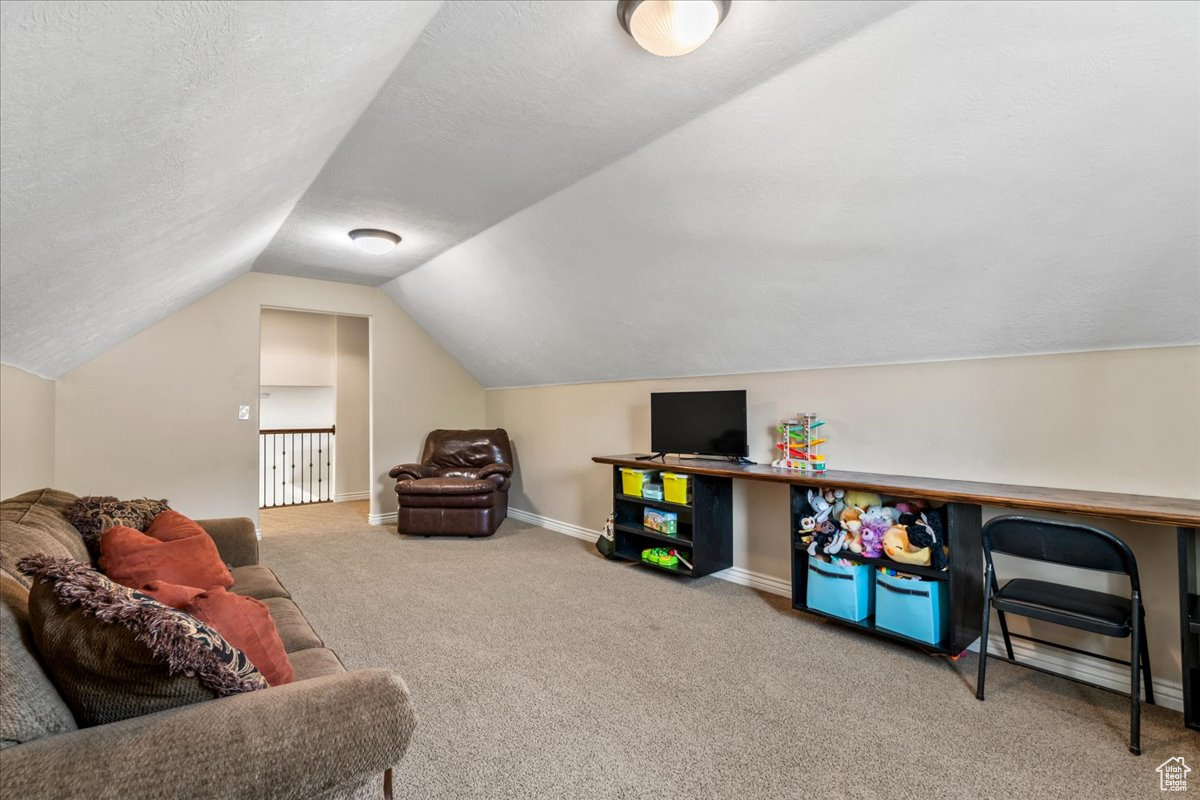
[2,1,1197,385]
[384,0,1200,387]
[0,0,441,378]
[252,0,908,284]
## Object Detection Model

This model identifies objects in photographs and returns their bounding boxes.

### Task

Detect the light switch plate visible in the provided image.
[238,405,251,421]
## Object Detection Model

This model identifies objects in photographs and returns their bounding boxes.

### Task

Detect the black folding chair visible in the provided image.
[975,515,1153,755]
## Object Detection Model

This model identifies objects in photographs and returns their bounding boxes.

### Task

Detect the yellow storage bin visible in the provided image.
[662,472,691,505]
[620,467,657,496]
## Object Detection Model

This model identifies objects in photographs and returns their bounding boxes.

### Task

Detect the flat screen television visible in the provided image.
[650,390,748,458]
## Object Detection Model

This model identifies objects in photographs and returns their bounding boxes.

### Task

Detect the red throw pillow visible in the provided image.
[99,526,233,591]
[187,587,293,686]
[145,510,206,542]
[141,580,204,609]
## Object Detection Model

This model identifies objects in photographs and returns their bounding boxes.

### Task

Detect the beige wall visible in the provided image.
[259,308,336,386]
[55,272,484,522]
[334,315,370,499]
[0,364,56,498]
[486,346,1200,685]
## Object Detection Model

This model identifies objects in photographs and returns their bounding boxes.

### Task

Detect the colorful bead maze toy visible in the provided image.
[771,413,827,472]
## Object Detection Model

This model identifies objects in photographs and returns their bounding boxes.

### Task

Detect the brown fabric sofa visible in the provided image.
[389,428,513,537]
[0,488,416,800]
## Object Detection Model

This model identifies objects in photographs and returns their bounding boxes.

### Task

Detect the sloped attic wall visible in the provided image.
[384,0,1200,389]
[0,0,441,379]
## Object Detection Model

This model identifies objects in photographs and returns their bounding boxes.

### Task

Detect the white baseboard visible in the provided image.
[969,633,1183,712]
[508,508,599,542]
[368,511,397,526]
[710,565,793,597]
[334,491,371,503]
[510,507,1185,713]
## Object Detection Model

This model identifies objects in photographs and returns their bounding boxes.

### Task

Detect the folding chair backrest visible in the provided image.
[982,515,1139,587]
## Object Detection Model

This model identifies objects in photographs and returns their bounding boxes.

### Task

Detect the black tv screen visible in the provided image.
[650,390,748,457]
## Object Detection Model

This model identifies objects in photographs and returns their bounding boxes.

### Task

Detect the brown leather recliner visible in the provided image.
[388,429,513,537]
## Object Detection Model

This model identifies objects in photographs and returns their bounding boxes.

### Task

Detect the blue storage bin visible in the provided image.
[806,560,874,622]
[874,572,949,644]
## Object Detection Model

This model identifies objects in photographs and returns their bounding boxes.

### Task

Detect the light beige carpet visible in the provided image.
[260,501,1195,799]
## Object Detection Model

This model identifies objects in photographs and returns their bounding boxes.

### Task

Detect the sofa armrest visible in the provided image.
[196,517,258,567]
[0,669,417,800]
[388,463,435,481]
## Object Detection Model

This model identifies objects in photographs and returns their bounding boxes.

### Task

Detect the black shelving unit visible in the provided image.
[789,485,982,655]
[1179,526,1199,731]
[609,467,732,578]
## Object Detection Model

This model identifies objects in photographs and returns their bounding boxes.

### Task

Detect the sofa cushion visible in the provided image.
[0,571,77,748]
[230,565,290,600]
[186,587,293,687]
[141,580,205,608]
[0,489,89,586]
[99,525,233,591]
[64,496,169,559]
[19,555,267,726]
[287,647,346,681]
[262,597,323,652]
[396,477,496,496]
[144,510,207,542]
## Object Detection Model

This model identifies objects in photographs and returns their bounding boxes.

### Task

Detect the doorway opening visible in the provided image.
[258,309,370,510]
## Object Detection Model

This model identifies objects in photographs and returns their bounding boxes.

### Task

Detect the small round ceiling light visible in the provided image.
[617,0,730,58]
[348,228,401,255]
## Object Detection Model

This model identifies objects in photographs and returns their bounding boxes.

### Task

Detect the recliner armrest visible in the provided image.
[388,463,436,481]
[196,517,258,567]
[0,669,417,800]
[476,462,513,491]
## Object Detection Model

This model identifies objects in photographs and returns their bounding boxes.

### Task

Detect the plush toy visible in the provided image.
[842,524,863,554]
[859,526,885,558]
[843,491,882,510]
[807,525,846,558]
[893,499,928,516]
[859,506,892,558]
[807,489,833,526]
[898,511,948,570]
[823,489,847,522]
[882,524,931,566]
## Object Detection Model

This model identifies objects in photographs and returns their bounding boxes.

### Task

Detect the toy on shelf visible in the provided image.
[800,489,952,571]
[772,414,827,472]
[641,547,692,570]
[643,508,679,534]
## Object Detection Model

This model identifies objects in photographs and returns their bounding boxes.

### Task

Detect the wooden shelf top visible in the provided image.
[593,454,1200,528]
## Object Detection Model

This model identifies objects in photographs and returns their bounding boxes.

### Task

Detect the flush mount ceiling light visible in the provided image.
[617,0,730,58]
[348,228,401,255]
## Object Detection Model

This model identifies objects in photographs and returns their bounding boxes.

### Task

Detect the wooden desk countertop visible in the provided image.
[593,454,1200,528]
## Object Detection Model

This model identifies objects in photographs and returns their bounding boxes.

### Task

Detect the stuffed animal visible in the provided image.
[807,489,833,526]
[823,489,846,522]
[883,524,931,566]
[899,511,948,570]
[807,525,846,557]
[859,526,885,558]
[843,524,863,554]
[858,506,892,558]
[843,491,882,510]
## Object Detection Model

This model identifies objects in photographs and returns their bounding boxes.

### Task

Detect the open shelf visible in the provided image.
[614,522,693,547]
[792,601,950,653]
[608,467,732,578]
[615,492,693,518]
[614,548,694,577]
[1189,593,1200,635]
[793,542,949,581]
